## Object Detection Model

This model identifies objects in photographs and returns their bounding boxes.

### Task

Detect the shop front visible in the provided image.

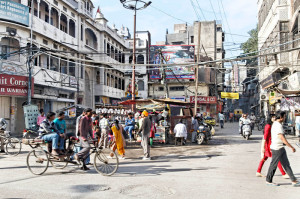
[0,74,34,134]
[190,96,217,117]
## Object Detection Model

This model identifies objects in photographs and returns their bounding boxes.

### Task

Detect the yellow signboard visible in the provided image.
[221,92,239,99]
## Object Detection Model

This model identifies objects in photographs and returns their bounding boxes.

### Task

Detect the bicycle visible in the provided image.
[23,137,119,176]
[0,130,22,156]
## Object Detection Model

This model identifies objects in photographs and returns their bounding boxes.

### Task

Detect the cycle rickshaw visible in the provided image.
[22,136,119,176]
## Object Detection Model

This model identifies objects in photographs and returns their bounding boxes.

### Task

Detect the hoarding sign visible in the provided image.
[149,45,195,79]
[221,92,239,99]
[0,0,29,26]
[0,74,34,96]
[190,96,217,104]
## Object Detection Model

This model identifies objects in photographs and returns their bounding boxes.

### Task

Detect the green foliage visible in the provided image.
[240,27,258,65]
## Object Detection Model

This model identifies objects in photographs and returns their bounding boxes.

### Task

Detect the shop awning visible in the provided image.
[119,98,190,106]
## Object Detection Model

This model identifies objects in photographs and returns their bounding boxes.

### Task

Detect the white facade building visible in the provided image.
[0,0,129,133]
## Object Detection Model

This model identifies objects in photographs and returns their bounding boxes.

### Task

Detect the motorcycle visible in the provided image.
[23,125,39,139]
[196,122,212,145]
[241,119,252,140]
[257,118,265,132]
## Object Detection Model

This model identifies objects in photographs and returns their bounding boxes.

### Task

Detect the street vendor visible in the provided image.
[124,112,135,142]
[174,119,188,144]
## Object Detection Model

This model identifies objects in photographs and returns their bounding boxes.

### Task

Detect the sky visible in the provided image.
[92,0,258,59]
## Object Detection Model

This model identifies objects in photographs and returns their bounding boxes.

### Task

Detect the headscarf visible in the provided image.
[142,110,148,117]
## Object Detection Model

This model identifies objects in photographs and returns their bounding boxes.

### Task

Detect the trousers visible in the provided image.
[124,126,134,139]
[141,135,150,158]
[257,154,286,175]
[266,148,297,183]
[42,133,64,150]
[77,137,91,160]
[99,129,108,148]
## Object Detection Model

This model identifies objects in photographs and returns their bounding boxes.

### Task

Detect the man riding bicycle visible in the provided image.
[39,112,65,156]
[0,118,8,153]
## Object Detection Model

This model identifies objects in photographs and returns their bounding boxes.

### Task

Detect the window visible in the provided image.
[32,35,36,40]
[170,86,184,91]
[280,22,288,32]
[217,48,222,53]
[191,36,194,43]
[43,39,48,45]
[81,25,83,41]
[53,0,58,6]
[217,27,222,32]
[63,6,67,12]
[138,80,144,91]
[71,12,75,17]
[158,87,164,91]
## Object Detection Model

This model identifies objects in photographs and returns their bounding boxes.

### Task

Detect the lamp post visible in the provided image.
[120,0,152,111]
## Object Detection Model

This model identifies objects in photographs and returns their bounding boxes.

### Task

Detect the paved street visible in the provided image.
[1,123,300,199]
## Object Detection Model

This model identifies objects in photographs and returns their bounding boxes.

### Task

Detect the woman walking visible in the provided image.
[256,114,288,178]
[111,120,126,159]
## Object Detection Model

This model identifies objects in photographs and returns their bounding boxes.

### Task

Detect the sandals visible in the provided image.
[266,182,280,186]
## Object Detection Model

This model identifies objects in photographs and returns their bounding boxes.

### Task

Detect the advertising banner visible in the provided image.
[0,0,29,26]
[221,92,239,99]
[0,74,34,97]
[149,45,195,79]
[190,96,217,104]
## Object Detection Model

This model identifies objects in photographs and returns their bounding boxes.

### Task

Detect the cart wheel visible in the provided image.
[27,148,49,175]
[94,148,119,176]
[50,156,69,169]
[5,137,22,156]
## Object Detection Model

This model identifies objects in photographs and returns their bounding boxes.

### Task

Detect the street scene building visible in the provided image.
[1,1,300,198]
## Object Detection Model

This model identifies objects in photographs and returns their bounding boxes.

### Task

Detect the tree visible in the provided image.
[240,27,258,66]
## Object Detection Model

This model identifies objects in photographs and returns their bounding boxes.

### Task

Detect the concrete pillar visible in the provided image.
[67,18,69,34]
[49,6,51,24]
[58,12,61,31]
[48,55,51,70]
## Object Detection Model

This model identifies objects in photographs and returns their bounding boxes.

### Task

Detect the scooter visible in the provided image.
[241,120,252,140]
[196,122,212,145]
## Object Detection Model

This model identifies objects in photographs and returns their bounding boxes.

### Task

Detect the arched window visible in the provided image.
[137,54,144,64]
[50,7,59,28]
[138,80,144,91]
[85,28,97,49]
[118,78,121,89]
[60,58,68,74]
[60,13,68,33]
[1,37,20,61]
[107,43,110,56]
[69,19,76,38]
[40,0,49,22]
[111,46,114,58]
[129,55,136,64]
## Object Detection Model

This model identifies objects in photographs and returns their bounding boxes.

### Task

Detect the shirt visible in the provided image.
[219,114,225,121]
[37,115,46,126]
[53,118,66,134]
[174,123,187,139]
[100,118,110,130]
[191,117,199,131]
[270,121,285,150]
[76,115,84,137]
[38,119,59,137]
[79,116,93,139]
[125,118,135,127]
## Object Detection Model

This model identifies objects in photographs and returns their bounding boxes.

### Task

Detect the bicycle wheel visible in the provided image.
[5,137,22,156]
[94,148,119,176]
[50,156,69,169]
[27,148,49,175]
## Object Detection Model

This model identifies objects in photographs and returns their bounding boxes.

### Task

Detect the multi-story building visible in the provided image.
[149,21,225,117]
[0,0,128,133]
[120,29,151,99]
[258,0,300,117]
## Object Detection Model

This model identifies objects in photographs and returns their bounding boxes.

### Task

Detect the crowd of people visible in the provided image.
[36,108,154,170]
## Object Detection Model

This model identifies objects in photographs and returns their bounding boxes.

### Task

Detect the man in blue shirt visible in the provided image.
[53,111,66,152]
[124,113,135,141]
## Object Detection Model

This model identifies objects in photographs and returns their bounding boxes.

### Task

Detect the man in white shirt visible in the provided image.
[219,112,225,129]
[266,112,300,187]
[174,119,187,144]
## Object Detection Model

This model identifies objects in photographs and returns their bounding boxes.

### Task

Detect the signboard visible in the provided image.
[0,74,34,96]
[190,96,217,104]
[221,92,239,99]
[0,0,29,26]
[149,45,195,79]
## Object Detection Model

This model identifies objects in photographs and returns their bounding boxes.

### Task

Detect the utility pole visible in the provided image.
[27,0,34,105]
[194,22,201,115]
[159,49,169,98]
[131,4,137,111]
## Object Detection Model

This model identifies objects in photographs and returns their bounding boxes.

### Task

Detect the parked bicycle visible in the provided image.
[22,137,119,176]
[0,130,22,156]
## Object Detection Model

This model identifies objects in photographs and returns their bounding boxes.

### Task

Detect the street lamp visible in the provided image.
[120,0,151,111]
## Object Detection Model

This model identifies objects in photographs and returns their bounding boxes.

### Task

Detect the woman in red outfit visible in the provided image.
[256,114,288,178]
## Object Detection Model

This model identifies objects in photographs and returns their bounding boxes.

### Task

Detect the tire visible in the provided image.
[197,133,205,145]
[246,135,250,140]
[50,156,69,169]
[94,148,119,176]
[5,137,21,156]
[27,149,49,175]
